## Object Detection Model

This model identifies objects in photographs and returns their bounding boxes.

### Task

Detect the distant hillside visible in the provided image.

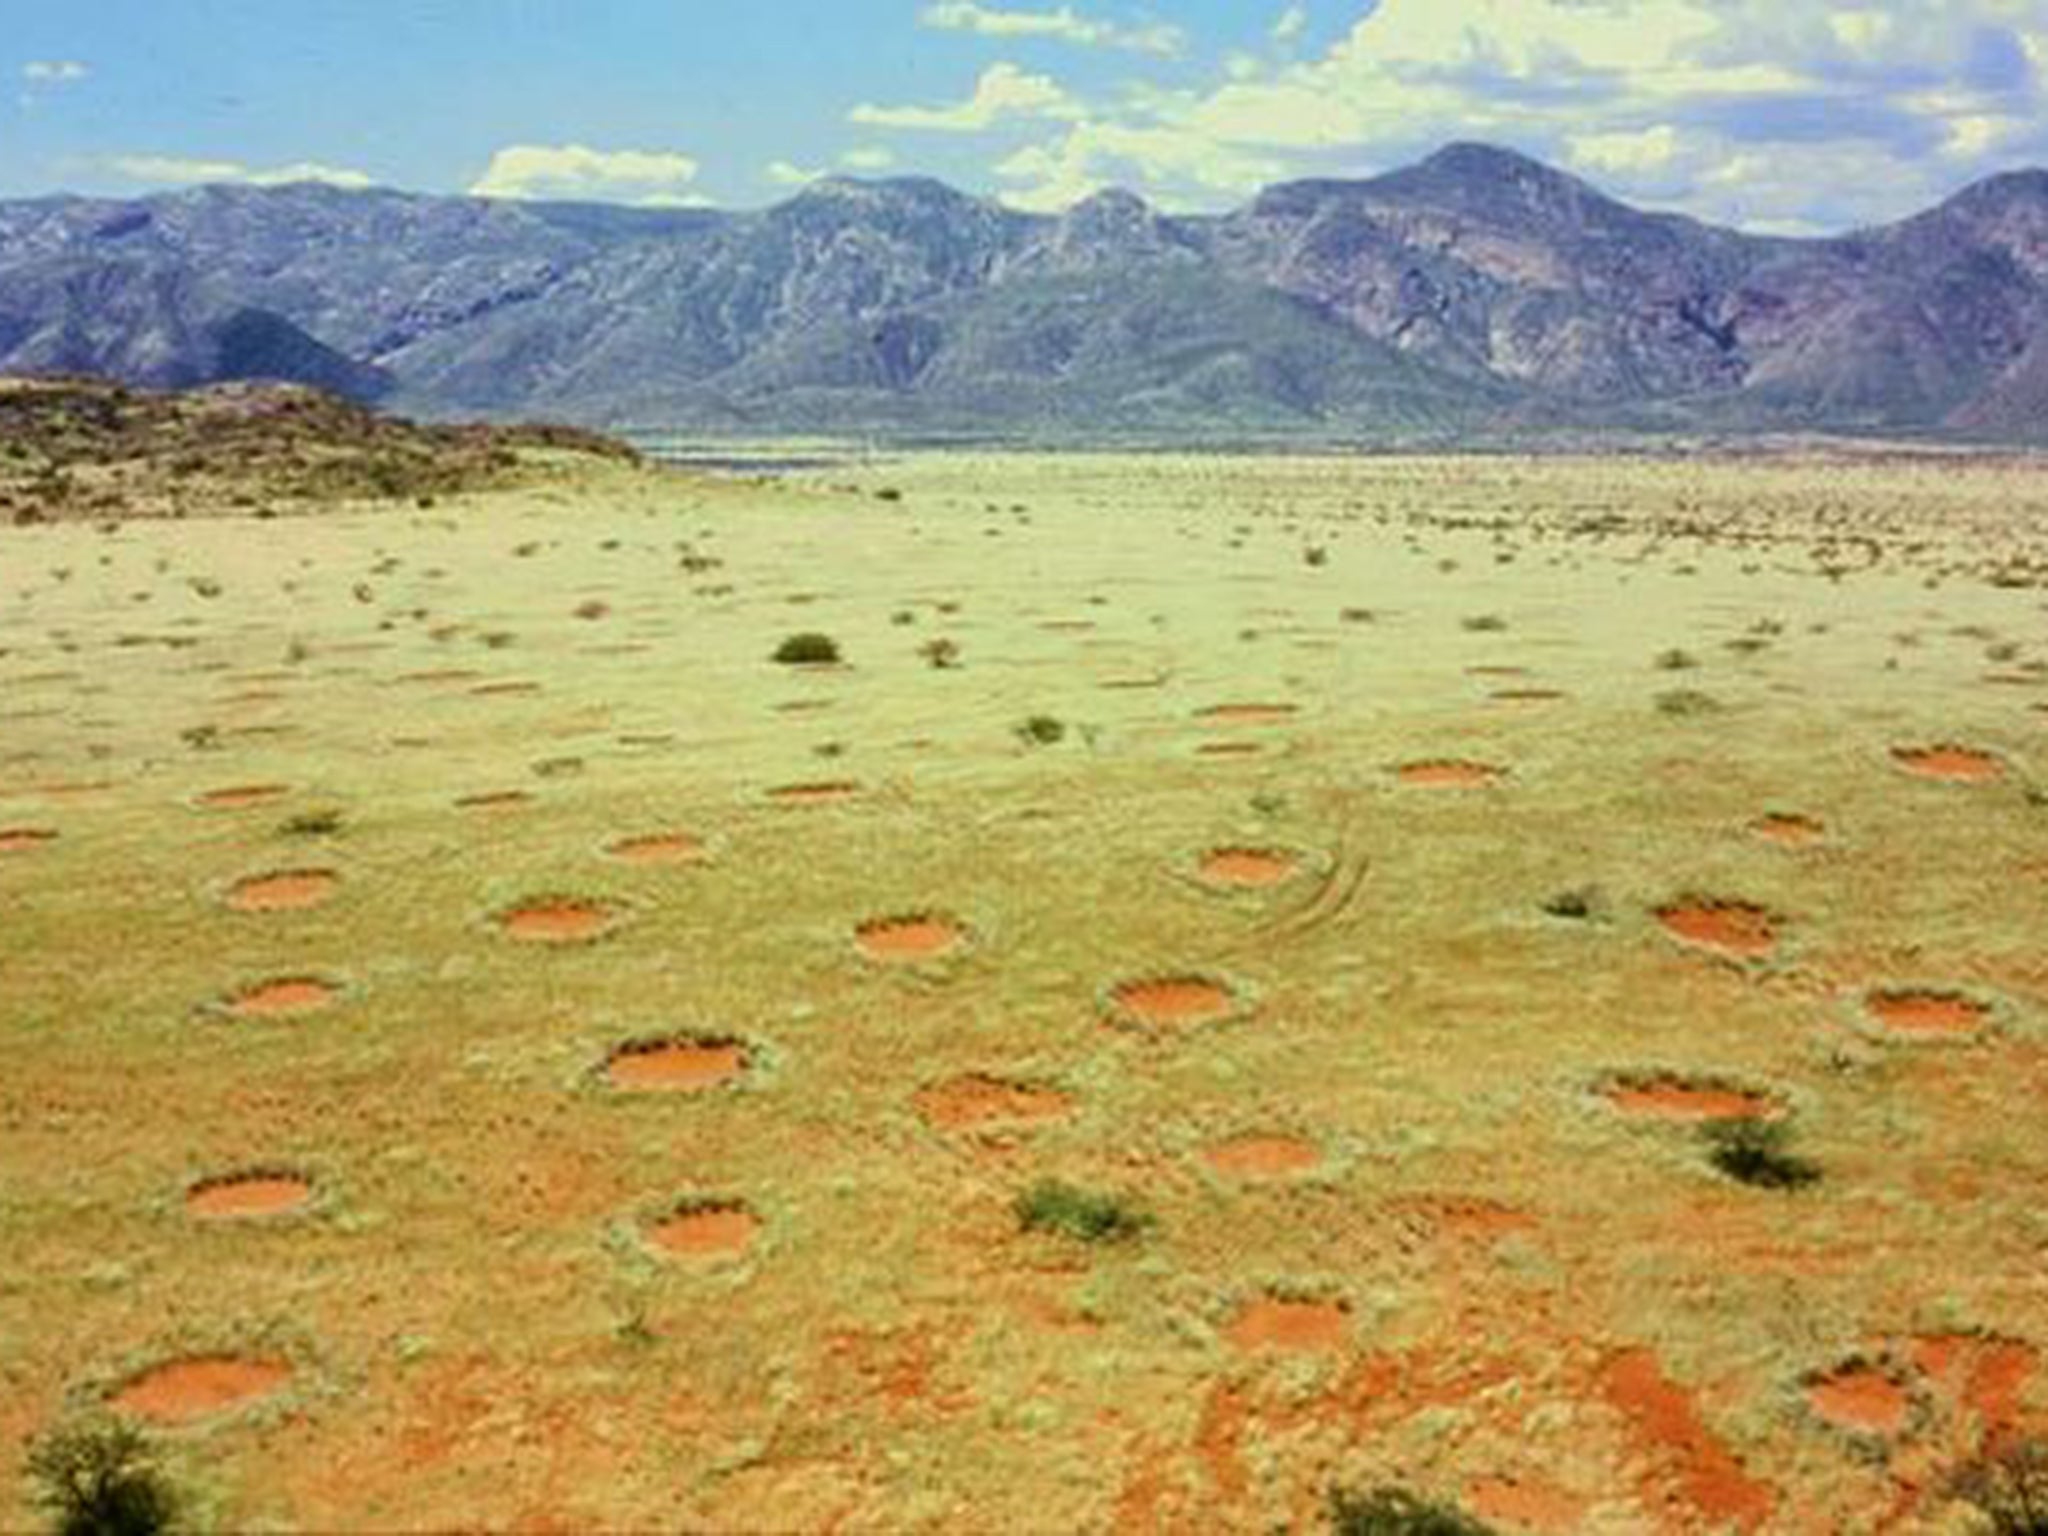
[5,144,2048,442]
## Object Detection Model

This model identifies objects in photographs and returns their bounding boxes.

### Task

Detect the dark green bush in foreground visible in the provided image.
[1329,1485,1495,1535]
[26,1419,181,1536]
[772,632,841,665]
[1014,1179,1151,1243]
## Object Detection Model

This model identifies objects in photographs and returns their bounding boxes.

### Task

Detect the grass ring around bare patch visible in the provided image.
[599,1032,758,1095]
[491,894,629,946]
[183,1167,318,1221]
[213,974,347,1021]
[641,1196,763,1262]
[1593,1069,1786,1125]
[852,910,972,966]
[1797,1355,1927,1447]
[1856,986,1999,1045]
[1100,971,1252,1032]
[1183,842,1322,895]
[1654,896,1781,962]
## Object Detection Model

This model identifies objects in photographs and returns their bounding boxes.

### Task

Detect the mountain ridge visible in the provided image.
[4,145,2047,441]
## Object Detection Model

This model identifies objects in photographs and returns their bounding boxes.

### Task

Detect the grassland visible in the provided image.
[2,447,2046,1531]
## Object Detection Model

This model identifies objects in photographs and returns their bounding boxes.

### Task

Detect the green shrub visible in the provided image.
[1950,1438,2048,1534]
[773,632,841,666]
[1016,714,1066,747]
[1704,1119,1821,1190]
[26,1419,181,1536]
[1329,1486,1495,1535]
[1655,688,1722,717]
[1014,1179,1151,1244]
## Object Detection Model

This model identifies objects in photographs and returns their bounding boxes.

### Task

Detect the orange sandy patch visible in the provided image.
[1111,976,1235,1027]
[186,1172,314,1220]
[1227,1297,1348,1353]
[226,977,338,1018]
[197,783,289,810]
[1196,703,1299,725]
[1398,759,1506,788]
[768,780,860,805]
[1204,1135,1320,1179]
[1656,900,1777,960]
[1466,1476,1589,1533]
[607,832,706,865]
[111,1356,291,1424]
[1866,989,1990,1041]
[1806,1365,1912,1437]
[499,900,619,944]
[1601,1348,1774,1530]
[914,1074,1071,1130]
[607,1039,749,1093]
[225,869,338,913]
[0,827,56,852]
[1197,847,1299,889]
[649,1202,759,1259]
[1892,745,2005,783]
[1605,1076,1778,1123]
[1753,813,1825,847]
[855,914,964,963]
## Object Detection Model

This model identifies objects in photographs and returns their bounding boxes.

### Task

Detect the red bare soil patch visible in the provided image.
[1753,813,1825,847]
[768,780,860,805]
[1466,1476,1589,1533]
[186,1171,314,1219]
[1398,759,1506,788]
[1600,1348,1773,1530]
[498,899,619,944]
[225,869,338,913]
[197,783,289,810]
[1196,703,1299,725]
[607,832,705,865]
[1197,847,1299,888]
[111,1356,290,1424]
[1227,1297,1348,1353]
[1893,744,2005,783]
[0,827,57,852]
[1656,900,1777,960]
[607,1038,749,1093]
[1866,989,1990,1041]
[914,1074,1070,1130]
[456,790,531,811]
[226,977,338,1018]
[855,914,964,963]
[1604,1076,1778,1123]
[649,1201,758,1259]
[1806,1364,1912,1437]
[1204,1135,1320,1179]
[1111,975,1236,1027]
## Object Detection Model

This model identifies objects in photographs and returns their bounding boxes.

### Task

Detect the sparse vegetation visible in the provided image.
[1014,1180,1152,1244]
[1655,688,1723,716]
[1950,1438,2048,1534]
[25,1419,182,1536]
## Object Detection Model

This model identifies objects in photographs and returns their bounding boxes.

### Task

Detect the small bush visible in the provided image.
[1541,888,1601,922]
[1329,1485,1495,1535]
[920,638,961,670]
[1704,1119,1820,1190]
[1016,714,1066,747]
[1656,688,1722,717]
[1014,1179,1151,1244]
[1950,1438,2048,1534]
[1656,648,1699,670]
[1461,614,1508,633]
[26,1418,181,1536]
[279,809,344,837]
[773,632,841,666]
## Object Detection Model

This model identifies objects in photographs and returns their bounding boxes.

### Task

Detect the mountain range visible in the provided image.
[4,142,2047,442]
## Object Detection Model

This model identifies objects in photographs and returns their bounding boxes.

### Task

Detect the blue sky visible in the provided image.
[8,1,2048,232]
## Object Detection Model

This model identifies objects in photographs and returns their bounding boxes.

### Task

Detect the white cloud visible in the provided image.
[841,145,898,171]
[1271,6,1308,46]
[107,154,374,189]
[851,62,1080,132]
[766,159,824,187]
[919,3,1182,56]
[23,60,89,83]
[1569,125,1682,176]
[471,142,704,204]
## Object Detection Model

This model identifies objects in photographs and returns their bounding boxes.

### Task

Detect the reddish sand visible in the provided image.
[1112,976,1235,1026]
[1465,1476,1589,1533]
[457,790,532,811]
[198,784,289,809]
[499,900,617,943]
[1892,745,2005,783]
[1204,1135,1320,1178]
[1600,1348,1774,1530]
[1806,1366,1912,1436]
[186,1172,314,1219]
[649,1203,759,1258]
[1656,901,1777,960]
[1866,990,1989,1040]
[769,781,860,805]
[1196,703,1299,725]
[1753,813,1825,847]
[607,1039,748,1093]
[1197,848,1299,888]
[855,915,964,962]
[1398,760,1506,787]
[0,827,56,853]
[226,869,338,913]
[607,832,706,865]
[913,1074,1071,1130]
[227,978,338,1018]
[111,1357,291,1424]
[1605,1078,1777,1123]
[1226,1297,1347,1352]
